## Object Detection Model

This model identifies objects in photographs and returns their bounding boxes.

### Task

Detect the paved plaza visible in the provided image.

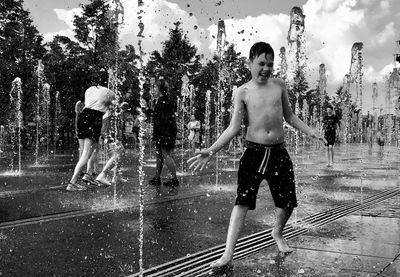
[0,143,399,276]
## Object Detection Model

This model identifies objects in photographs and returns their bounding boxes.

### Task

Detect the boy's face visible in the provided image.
[327,107,333,114]
[249,53,274,83]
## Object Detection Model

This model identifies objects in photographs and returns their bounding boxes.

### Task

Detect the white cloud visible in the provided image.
[363,64,377,83]
[375,22,395,46]
[380,0,390,10]
[303,0,366,84]
[206,14,289,58]
[53,8,82,30]
[42,29,76,43]
[41,8,82,43]
[118,0,207,57]
[379,63,396,78]
[45,0,207,59]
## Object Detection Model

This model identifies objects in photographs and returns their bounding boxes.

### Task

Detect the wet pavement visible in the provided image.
[0,143,399,276]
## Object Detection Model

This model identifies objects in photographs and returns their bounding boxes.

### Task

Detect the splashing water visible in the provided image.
[204,90,211,148]
[107,67,121,199]
[137,0,146,274]
[54,91,61,155]
[43,83,51,159]
[34,60,45,165]
[8,77,23,173]
[0,125,4,156]
[347,42,364,143]
[215,19,228,186]
[180,73,190,173]
[287,6,306,227]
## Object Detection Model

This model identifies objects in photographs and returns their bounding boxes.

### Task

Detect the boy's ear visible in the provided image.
[246,59,251,68]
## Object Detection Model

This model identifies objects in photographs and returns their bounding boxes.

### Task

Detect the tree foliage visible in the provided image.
[73,0,119,85]
[0,0,45,125]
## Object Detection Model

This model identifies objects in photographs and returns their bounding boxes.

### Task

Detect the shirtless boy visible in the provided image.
[188,42,326,269]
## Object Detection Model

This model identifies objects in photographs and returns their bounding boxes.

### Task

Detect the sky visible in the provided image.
[23,0,400,114]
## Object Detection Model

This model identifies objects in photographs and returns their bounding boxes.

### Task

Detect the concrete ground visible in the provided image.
[0,142,399,276]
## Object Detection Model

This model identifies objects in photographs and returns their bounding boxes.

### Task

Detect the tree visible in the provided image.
[73,0,120,85]
[117,44,141,109]
[0,0,45,125]
[42,35,90,135]
[289,66,310,119]
[144,50,163,80]
[191,59,218,124]
[159,22,198,103]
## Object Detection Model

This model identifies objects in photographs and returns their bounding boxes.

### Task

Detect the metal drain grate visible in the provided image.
[131,188,399,277]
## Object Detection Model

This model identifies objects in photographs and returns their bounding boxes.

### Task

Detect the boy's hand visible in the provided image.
[188,150,213,172]
[310,130,327,145]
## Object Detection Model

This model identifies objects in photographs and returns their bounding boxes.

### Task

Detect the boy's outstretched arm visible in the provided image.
[188,87,246,172]
[280,80,327,144]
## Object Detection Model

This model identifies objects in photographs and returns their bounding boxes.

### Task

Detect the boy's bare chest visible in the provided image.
[245,90,281,111]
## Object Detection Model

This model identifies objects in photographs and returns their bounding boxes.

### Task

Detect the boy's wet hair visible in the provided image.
[327,104,334,110]
[249,42,274,61]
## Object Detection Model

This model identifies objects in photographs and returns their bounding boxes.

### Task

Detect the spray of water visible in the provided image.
[35,60,45,165]
[287,6,306,227]
[136,0,146,274]
[0,125,4,156]
[54,91,61,155]
[215,19,228,185]
[204,90,211,148]
[43,83,51,159]
[8,77,23,173]
[180,74,190,173]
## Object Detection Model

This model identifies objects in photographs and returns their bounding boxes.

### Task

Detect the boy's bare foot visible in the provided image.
[271,230,293,253]
[210,256,233,269]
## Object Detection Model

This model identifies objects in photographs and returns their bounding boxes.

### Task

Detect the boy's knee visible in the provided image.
[277,206,294,215]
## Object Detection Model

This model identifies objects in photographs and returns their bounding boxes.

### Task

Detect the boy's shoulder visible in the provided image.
[238,78,286,92]
[270,77,286,88]
[234,82,250,101]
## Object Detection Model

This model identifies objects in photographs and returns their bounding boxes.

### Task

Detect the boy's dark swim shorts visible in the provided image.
[77,108,103,143]
[324,130,336,146]
[235,141,298,210]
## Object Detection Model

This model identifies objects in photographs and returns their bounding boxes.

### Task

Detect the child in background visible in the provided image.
[95,103,125,186]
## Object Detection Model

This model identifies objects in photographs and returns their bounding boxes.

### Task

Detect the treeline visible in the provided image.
[1,0,350,147]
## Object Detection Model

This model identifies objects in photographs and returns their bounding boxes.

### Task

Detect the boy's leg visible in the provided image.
[70,138,95,184]
[326,146,331,166]
[330,145,334,164]
[99,153,119,176]
[161,148,177,179]
[86,143,99,175]
[271,207,294,253]
[211,205,249,268]
[78,139,84,158]
[154,146,163,178]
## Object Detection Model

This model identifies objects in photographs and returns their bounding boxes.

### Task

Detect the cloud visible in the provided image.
[375,22,395,46]
[302,0,366,84]
[206,14,289,58]
[379,63,396,78]
[118,0,207,58]
[53,8,82,31]
[44,0,207,60]
[41,8,81,43]
[42,29,76,43]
